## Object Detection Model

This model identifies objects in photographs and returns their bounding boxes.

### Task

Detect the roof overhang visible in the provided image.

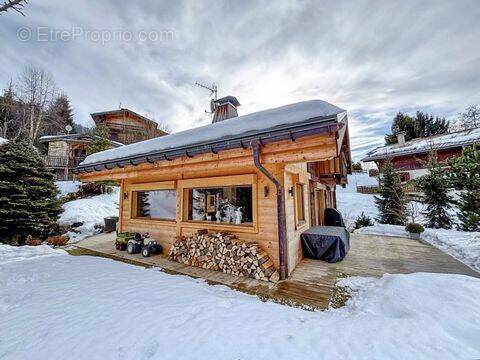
[362,142,469,162]
[74,113,345,174]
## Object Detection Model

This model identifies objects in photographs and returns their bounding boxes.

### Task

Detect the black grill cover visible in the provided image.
[324,208,345,227]
[301,226,350,262]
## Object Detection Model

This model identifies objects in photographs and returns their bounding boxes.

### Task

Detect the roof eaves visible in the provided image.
[74,115,341,174]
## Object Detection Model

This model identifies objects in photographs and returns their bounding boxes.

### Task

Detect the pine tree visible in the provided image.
[374,160,407,225]
[448,145,480,231]
[0,141,62,244]
[419,152,452,229]
[43,93,74,135]
[385,111,449,144]
[86,124,110,155]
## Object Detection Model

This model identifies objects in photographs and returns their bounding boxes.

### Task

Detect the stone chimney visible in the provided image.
[397,131,406,145]
[212,96,241,123]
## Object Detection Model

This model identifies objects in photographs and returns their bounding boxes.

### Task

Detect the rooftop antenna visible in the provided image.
[195,82,218,115]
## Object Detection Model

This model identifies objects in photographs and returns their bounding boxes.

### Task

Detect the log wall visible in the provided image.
[120,165,282,269]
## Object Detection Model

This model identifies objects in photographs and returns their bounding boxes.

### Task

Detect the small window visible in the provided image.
[185,185,253,225]
[295,183,305,224]
[134,189,177,220]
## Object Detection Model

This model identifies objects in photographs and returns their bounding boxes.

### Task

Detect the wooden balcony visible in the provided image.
[43,155,85,169]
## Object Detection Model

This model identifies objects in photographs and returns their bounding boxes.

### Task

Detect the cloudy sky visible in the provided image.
[1,0,479,159]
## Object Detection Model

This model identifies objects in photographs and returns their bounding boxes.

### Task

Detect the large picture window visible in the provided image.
[185,185,253,225]
[134,189,177,220]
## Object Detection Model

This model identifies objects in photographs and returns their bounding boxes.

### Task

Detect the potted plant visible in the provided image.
[405,222,425,240]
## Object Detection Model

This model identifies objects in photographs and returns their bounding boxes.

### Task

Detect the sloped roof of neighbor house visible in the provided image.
[362,127,480,162]
[77,99,347,172]
[39,133,124,147]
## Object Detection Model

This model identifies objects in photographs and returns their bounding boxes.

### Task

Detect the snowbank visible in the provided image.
[422,229,480,271]
[58,188,120,242]
[56,181,81,197]
[356,224,480,271]
[0,244,66,264]
[1,251,479,359]
[355,224,409,237]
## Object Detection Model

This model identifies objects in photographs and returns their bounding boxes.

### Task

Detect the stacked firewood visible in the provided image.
[169,232,280,282]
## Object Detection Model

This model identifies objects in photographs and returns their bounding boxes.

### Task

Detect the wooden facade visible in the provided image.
[91,109,167,145]
[78,126,351,277]
[40,134,122,180]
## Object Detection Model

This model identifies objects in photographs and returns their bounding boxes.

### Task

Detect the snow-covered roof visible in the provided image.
[362,127,480,162]
[39,134,124,147]
[0,137,7,146]
[80,100,346,167]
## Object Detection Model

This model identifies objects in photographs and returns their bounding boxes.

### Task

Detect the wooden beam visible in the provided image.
[77,133,338,182]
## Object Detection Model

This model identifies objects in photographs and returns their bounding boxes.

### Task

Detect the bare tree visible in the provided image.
[0,0,28,16]
[455,104,480,131]
[16,66,57,145]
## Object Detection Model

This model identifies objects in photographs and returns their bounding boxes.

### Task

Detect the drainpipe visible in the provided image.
[251,140,288,280]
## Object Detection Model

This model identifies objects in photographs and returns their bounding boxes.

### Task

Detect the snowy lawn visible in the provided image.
[56,180,81,197]
[336,173,379,228]
[356,224,480,272]
[1,245,480,359]
[58,188,120,243]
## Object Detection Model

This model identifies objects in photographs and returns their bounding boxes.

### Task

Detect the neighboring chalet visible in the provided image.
[40,134,123,180]
[75,99,351,280]
[91,108,167,145]
[362,128,480,180]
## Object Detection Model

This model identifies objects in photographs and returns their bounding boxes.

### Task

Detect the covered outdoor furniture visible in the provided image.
[301,226,350,262]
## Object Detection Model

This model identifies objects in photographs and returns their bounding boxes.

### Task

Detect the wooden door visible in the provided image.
[311,188,326,226]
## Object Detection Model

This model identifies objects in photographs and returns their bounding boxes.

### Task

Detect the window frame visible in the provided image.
[179,174,258,233]
[129,181,177,223]
[294,182,307,229]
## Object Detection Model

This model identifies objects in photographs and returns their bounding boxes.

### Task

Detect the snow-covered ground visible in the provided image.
[56,180,81,197]
[336,172,379,228]
[58,188,120,242]
[356,224,480,271]
[1,244,479,360]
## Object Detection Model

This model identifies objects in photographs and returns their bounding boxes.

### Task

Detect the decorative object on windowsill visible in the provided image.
[235,207,243,224]
[169,232,279,282]
[405,222,425,240]
[206,215,212,221]
[206,194,216,212]
[215,210,221,223]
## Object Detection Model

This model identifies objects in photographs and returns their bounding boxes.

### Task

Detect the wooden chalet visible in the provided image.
[75,100,351,280]
[91,108,167,145]
[40,134,123,180]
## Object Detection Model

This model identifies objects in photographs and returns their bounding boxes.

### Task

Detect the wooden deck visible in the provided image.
[73,232,479,310]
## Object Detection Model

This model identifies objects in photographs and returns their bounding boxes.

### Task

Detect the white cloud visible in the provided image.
[1,0,479,159]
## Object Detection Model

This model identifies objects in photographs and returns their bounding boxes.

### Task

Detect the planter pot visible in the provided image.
[409,232,421,240]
